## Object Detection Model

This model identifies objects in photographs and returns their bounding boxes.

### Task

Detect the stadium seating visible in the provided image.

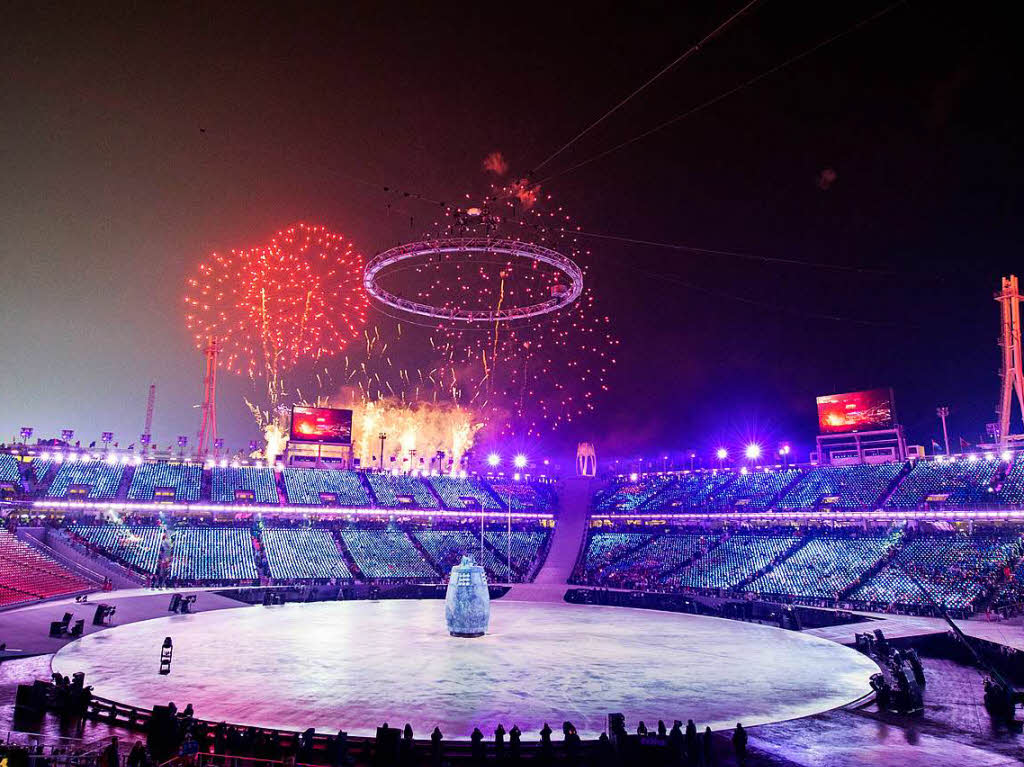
[413,530,509,580]
[0,454,20,483]
[0,529,92,604]
[47,461,125,499]
[747,529,903,599]
[777,463,906,510]
[484,531,550,575]
[128,462,203,502]
[706,469,801,511]
[486,480,555,511]
[262,528,351,580]
[885,457,998,508]
[365,472,440,509]
[210,466,279,504]
[67,523,164,574]
[575,532,655,582]
[992,559,1024,608]
[850,530,1022,609]
[340,529,438,579]
[599,532,713,589]
[594,475,674,512]
[989,454,1024,506]
[170,527,259,581]
[426,475,501,510]
[31,458,53,484]
[283,469,370,506]
[641,473,732,511]
[670,532,802,591]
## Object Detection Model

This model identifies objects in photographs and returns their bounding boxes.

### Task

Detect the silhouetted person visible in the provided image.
[595,733,615,767]
[685,720,698,766]
[637,721,648,736]
[101,738,120,767]
[539,723,553,766]
[657,720,667,739]
[732,724,747,764]
[127,741,146,767]
[430,727,443,767]
[668,721,684,763]
[562,722,581,765]
[470,727,485,766]
[509,725,521,763]
[400,724,413,766]
[494,724,506,762]
[703,727,714,767]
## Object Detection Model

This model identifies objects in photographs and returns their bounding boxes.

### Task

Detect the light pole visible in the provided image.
[937,407,951,455]
[379,433,387,471]
[716,447,728,470]
[779,444,791,468]
[485,453,501,573]
[512,454,527,583]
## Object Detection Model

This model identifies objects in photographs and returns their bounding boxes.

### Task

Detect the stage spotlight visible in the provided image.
[487,453,500,467]
[513,454,527,469]
[745,443,762,460]
[716,447,728,460]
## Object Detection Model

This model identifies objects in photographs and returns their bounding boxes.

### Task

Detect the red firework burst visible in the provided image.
[184,223,368,382]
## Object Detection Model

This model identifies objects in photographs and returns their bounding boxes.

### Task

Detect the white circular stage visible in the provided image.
[52,600,878,739]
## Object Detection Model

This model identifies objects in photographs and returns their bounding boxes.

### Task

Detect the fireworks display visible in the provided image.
[349,398,482,471]
[182,167,616,459]
[359,173,618,437]
[184,223,368,405]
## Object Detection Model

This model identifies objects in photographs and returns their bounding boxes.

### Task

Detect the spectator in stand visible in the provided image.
[100,738,119,767]
[430,727,443,767]
[470,727,484,765]
[704,727,715,767]
[685,720,698,766]
[509,725,521,762]
[732,724,748,764]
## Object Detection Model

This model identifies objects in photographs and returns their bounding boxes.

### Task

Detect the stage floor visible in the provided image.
[52,600,878,739]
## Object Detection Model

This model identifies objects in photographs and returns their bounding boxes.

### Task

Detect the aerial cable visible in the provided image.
[529,0,764,176]
[536,0,910,184]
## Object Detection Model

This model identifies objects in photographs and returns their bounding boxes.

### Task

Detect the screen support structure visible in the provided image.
[816,426,907,466]
[995,275,1024,446]
[196,338,219,460]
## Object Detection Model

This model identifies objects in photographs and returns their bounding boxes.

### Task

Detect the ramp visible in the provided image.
[502,476,597,602]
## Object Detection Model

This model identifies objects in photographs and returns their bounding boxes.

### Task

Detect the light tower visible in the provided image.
[197,338,219,459]
[936,406,950,455]
[142,384,155,455]
[995,276,1024,445]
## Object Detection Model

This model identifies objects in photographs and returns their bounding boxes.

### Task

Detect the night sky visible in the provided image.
[2,1,1021,465]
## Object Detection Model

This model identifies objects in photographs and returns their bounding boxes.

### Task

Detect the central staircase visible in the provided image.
[502,476,599,602]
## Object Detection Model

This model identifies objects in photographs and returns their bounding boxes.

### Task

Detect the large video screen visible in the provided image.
[290,406,353,445]
[816,388,895,434]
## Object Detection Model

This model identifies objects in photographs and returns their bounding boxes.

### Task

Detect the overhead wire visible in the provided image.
[535,0,910,184]
[529,0,764,176]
